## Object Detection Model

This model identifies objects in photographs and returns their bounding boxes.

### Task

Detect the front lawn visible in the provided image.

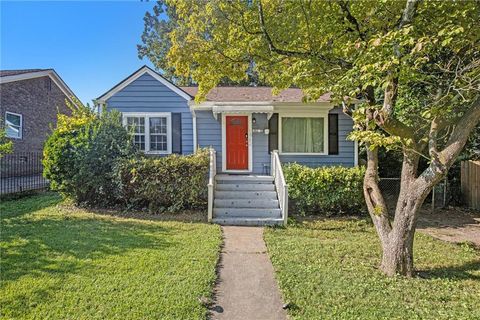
[265,218,480,320]
[0,193,222,319]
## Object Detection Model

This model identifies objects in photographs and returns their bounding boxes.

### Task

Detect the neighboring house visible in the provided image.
[96,65,358,225]
[0,69,77,183]
[0,69,77,153]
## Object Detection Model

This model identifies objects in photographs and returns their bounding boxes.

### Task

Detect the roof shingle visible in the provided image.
[0,69,51,77]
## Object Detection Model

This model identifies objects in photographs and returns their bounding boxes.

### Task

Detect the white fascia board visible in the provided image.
[97,66,192,103]
[189,100,334,111]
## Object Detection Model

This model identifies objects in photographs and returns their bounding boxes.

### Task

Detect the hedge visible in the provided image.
[283,163,366,215]
[117,149,209,213]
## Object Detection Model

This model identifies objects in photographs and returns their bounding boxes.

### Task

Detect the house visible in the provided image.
[96,65,358,226]
[0,69,77,153]
[0,69,77,185]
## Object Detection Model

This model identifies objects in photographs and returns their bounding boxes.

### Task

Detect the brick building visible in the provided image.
[0,69,77,153]
[0,69,77,180]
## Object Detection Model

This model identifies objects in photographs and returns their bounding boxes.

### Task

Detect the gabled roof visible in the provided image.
[0,68,79,103]
[181,86,331,103]
[0,69,50,77]
[96,65,193,102]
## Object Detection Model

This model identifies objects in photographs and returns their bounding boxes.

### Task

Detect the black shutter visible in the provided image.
[172,113,182,154]
[328,113,339,155]
[268,113,279,152]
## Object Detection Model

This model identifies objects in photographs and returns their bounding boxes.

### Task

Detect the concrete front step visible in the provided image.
[216,174,274,184]
[215,199,279,208]
[212,217,284,226]
[214,208,282,218]
[216,183,275,191]
[215,191,278,200]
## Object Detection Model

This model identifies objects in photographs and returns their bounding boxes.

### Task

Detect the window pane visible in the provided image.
[126,117,145,134]
[6,125,21,138]
[282,117,324,153]
[133,135,145,151]
[150,117,167,134]
[150,134,167,151]
[6,113,21,126]
[5,113,21,138]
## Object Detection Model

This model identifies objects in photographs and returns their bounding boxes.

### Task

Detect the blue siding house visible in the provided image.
[96,66,358,225]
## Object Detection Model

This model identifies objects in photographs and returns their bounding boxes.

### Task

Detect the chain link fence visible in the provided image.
[379,177,449,214]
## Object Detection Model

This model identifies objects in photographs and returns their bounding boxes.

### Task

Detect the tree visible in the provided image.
[138,0,266,86]
[142,0,480,276]
[0,118,13,158]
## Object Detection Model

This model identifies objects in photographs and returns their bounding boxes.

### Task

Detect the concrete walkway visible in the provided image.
[210,226,287,320]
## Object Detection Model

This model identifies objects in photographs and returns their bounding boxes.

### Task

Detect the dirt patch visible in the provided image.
[60,203,208,223]
[417,207,480,248]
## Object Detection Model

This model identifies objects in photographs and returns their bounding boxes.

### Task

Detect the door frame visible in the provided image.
[221,113,252,173]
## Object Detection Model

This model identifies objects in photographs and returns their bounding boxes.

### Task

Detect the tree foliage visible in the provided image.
[138,0,266,86]
[43,99,136,206]
[141,0,480,276]
[0,119,13,158]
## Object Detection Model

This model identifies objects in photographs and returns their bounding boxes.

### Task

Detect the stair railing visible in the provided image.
[207,147,217,222]
[271,150,288,226]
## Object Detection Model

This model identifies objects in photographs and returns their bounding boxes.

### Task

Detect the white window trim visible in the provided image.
[278,113,329,156]
[5,111,23,139]
[221,113,253,173]
[122,112,172,155]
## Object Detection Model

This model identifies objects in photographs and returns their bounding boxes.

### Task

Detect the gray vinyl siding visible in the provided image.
[252,114,271,174]
[279,107,355,167]
[196,110,222,170]
[105,73,193,154]
[196,108,355,174]
[196,112,271,174]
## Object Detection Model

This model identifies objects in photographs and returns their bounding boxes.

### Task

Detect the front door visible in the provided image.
[226,115,249,170]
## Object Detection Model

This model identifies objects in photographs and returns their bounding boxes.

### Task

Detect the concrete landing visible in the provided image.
[210,226,287,320]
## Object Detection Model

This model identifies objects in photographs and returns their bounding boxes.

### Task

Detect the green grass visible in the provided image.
[265,218,480,320]
[0,193,222,320]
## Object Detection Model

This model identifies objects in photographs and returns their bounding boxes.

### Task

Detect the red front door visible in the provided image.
[226,115,249,170]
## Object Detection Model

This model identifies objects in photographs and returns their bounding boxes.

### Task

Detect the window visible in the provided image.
[280,115,327,154]
[123,113,171,154]
[5,112,22,139]
[126,117,145,151]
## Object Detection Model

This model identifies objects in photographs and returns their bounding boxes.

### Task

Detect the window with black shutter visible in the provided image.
[328,113,339,155]
[268,113,279,152]
[171,113,182,154]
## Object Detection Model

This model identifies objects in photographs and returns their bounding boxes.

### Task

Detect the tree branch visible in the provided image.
[397,0,422,29]
[364,144,392,243]
[338,0,366,41]
[440,96,480,167]
[374,78,418,143]
[257,0,351,68]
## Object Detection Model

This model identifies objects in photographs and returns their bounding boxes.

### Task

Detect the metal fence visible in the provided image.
[0,152,49,195]
[379,177,449,214]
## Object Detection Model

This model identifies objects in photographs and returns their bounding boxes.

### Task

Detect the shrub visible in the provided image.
[116,149,209,213]
[43,100,135,206]
[283,163,366,215]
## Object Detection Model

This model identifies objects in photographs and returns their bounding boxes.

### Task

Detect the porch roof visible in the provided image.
[181,86,332,103]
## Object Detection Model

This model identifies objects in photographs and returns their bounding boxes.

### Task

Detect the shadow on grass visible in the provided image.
[1,195,175,284]
[418,260,480,281]
[0,192,63,218]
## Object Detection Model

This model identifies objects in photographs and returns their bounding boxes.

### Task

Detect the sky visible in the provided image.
[1,1,161,105]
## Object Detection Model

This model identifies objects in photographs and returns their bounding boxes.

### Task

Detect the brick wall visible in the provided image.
[0,76,72,153]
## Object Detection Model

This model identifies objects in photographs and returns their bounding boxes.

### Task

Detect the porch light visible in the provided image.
[252,117,256,124]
